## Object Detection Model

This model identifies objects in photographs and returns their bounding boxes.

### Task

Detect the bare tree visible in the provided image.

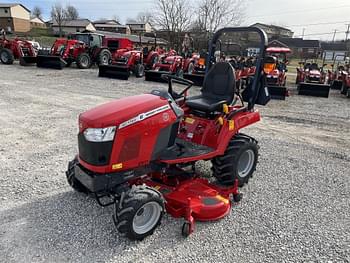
[32,6,42,19]
[111,15,120,23]
[154,0,192,48]
[196,0,246,33]
[65,5,79,20]
[51,3,66,37]
[136,12,154,24]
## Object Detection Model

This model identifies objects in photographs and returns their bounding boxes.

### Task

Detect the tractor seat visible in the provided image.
[186,62,236,113]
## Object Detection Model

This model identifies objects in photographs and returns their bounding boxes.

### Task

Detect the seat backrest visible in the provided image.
[201,62,236,103]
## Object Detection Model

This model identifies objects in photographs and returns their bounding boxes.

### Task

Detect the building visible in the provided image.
[251,23,294,40]
[276,38,320,59]
[93,19,131,34]
[126,22,153,34]
[0,3,30,33]
[30,17,46,29]
[52,19,96,35]
[321,42,348,61]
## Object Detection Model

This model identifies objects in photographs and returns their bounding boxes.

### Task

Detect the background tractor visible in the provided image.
[327,55,348,90]
[264,47,291,100]
[183,51,207,86]
[0,31,37,66]
[36,33,116,70]
[66,27,271,240]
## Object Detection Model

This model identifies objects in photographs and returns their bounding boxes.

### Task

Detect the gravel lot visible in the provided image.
[0,63,349,263]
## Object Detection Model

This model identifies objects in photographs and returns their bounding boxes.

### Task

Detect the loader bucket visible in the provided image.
[98,65,130,80]
[297,83,330,98]
[183,73,205,87]
[36,55,67,70]
[267,86,287,100]
[144,70,169,82]
[19,56,37,66]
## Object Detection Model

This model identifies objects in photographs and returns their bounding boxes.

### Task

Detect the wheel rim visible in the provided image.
[238,149,255,178]
[132,201,161,235]
[1,51,9,63]
[101,54,109,65]
[80,56,89,67]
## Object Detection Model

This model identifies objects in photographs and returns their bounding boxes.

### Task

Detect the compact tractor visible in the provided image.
[98,42,160,80]
[66,27,271,240]
[296,61,330,98]
[327,55,348,90]
[340,72,350,98]
[264,47,291,100]
[183,51,207,86]
[0,31,37,66]
[145,49,184,82]
[37,33,115,69]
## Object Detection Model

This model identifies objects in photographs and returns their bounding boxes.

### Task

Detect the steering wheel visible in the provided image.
[161,74,194,100]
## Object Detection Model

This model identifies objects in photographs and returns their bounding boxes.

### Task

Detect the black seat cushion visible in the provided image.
[186,62,235,113]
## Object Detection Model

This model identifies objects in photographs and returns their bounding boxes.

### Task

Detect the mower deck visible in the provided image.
[145,178,240,236]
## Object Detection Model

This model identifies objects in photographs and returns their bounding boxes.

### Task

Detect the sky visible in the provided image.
[2,0,350,41]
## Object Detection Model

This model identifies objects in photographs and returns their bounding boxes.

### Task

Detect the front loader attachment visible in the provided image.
[330,80,343,90]
[297,82,330,98]
[144,70,169,82]
[36,55,67,70]
[183,73,205,87]
[19,56,37,66]
[267,86,287,100]
[98,65,130,80]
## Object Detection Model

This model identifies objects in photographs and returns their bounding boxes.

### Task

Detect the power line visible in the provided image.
[289,20,350,27]
[294,30,347,37]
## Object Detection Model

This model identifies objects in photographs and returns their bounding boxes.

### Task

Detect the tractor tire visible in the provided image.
[76,52,92,69]
[187,62,194,74]
[65,60,73,67]
[66,158,89,193]
[98,49,112,66]
[340,83,348,95]
[212,133,258,187]
[134,63,145,78]
[0,48,14,65]
[347,88,350,98]
[114,185,164,240]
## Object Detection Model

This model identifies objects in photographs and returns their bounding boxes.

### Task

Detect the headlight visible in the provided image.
[83,126,116,142]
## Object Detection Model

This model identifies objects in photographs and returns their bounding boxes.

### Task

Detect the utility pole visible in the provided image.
[302,28,305,38]
[332,29,337,42]
[345,23,350,41]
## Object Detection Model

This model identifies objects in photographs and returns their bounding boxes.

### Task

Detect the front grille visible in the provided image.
[266,77,278,85]
[308,77,320,82]
[78,133,113,166]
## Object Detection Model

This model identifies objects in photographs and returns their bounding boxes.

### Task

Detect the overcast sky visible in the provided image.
[3,0,350,41]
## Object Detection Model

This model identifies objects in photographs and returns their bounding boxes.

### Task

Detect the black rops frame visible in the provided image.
[206,27,268,110]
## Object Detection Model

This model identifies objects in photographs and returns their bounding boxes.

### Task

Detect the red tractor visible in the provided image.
[182,51,207,86]
[327,55,348,90]
[296,61,330,98]
[65,27,271,240]
[37,33,118,70]
[340,71,350,98]
[144,49,184,82]
[0,31,37,66]
[98,44,161,80]
[264,47,291,100]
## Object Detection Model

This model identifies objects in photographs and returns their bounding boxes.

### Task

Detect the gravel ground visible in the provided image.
[0,63,349,263]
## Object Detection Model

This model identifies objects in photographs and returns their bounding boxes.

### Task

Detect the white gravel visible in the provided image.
[0,63,349,263]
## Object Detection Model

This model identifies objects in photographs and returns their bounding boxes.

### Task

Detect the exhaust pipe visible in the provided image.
[36,55,67,70]
[298,82,330,98]
[98,65,130,80]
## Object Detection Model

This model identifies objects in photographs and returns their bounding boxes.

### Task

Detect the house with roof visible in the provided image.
[93,20,131,34]
[30,17,46,29]
[52,19,96,36]
[251,23,294,39]
[0,3,31,32]
[126,22,153,34]
[321,42,348,61]
[274,38,321,59]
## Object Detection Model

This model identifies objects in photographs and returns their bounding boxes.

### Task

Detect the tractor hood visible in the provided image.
[79,94,169,130]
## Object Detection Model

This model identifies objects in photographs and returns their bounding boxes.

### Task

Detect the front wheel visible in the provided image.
[341,83,348,95]
[114,185,164,240]
[66,158,89,193]
[98,49,112,66]
[176,68,184,78]
[76,52,92,69]
[134,63,145,78]
[212,134,258,187]
[0,48,14,65]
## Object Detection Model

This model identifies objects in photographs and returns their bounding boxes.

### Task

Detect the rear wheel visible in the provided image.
[76,52,92,69]
[212,134,258,187]
[176,68,184,78]
[114,185,164,240]
[98,49,112,66]
[0,48,14,65]
[66,158,89,193]
[187,62,194,74]
[134,63,145,78]
[341,83,348,95]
